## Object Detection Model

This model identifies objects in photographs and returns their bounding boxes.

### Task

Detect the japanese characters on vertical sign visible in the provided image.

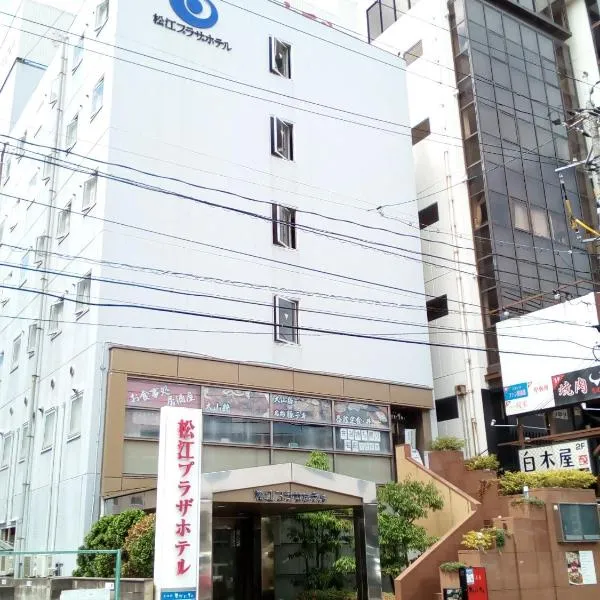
[552,366,600,406]
[154,408,202,600]
[518,440,591,473]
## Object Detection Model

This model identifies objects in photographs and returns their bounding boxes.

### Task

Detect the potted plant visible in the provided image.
[439,561,466,590]
[430,436,465,452]
[464,454,500,472]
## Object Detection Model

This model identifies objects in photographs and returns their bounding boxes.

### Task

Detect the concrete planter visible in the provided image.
[439,568,461,591]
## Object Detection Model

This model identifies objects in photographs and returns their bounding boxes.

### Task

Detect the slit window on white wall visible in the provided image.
[73,35,84,71]
[270,37,291,78]
[65,114,78,149]
[3,156,11,182]
[91,77,104,117]
[68,391,83,439]
[43,156,52,182]
[27,323,38,355]
[272,204,296,248]
[83,175,98,211]
[34,235,48,265]
[274,296,299,344]
[95,0,109,30]
[42,409,57,451]
[76,273,91,315]
[271,117,294,160]
[11,335,21,370]
[0,432,12,469]
[49,301,64,337]
[19,423,29,461]
[20,252,30,286]
[57,201,71,238]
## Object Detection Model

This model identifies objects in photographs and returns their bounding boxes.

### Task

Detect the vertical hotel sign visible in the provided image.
[154,407,203,600]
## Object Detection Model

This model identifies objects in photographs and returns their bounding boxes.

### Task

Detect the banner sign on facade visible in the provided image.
[503,380,554,416]
[127,379,201,410]
[270,394,332,423]
[154,407,203,600]
[518,440,591,473]
[334,401,389,429]
[552,366,600,406]
[566,551,597,585]
[201,387,269,418]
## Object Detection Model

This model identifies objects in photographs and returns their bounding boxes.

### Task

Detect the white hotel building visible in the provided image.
[0,0,434,572]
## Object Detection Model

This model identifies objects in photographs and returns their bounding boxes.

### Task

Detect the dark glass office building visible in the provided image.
[368,0,600,455]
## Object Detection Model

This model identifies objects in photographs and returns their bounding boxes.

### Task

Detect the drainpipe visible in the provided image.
[18,36,68,562]
[46,403,65,551]
[444,151,480,456]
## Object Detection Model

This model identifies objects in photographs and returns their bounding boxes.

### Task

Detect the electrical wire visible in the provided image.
[3,143,592,313]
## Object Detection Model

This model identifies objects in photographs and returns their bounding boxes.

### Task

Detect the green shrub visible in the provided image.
[510,497,546,508]
[122,514,156,578]
[461,528,505,552]
[430,437,465,451]
[440,561,467,573]
[73,509,145,577]
[296,591,356,600]
[499,470,597,496]
[464,454,499,471]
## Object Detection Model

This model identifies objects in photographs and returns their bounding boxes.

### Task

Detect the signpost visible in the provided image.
[154,407,203,600]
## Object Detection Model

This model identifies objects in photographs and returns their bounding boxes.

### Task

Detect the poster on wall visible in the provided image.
[503,379,554,416]
[518,440,591,473]
[201,387,269,418]
[336,428,390,454]
[552,365,600,407]
[127,379,201,409]
[270,394,332,423]
[334,401,389,429]
[566,550,597,585]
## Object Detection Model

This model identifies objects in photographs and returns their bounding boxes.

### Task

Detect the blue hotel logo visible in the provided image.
[169,0,219,29]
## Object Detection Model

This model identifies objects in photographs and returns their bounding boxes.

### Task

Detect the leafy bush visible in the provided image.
[73,509,145,577]
[464,454,500,471]
[499,470,597,496]
[430,437,465,451]
[122,514,156,578]
[440,561,467,573]
[510,496,546,508]
[296,593,395,600]
[461,529,495,552]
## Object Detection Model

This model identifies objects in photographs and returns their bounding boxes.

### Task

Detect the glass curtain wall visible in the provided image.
[449,0,595,371]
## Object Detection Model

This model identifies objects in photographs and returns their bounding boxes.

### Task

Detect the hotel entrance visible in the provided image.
[198,463,382,600]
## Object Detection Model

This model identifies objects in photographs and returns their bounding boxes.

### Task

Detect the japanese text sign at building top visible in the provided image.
[127,379,201,410]
[334,401,389,429]
[154,407,203,597]
[518,440,591,473]
[270,394,332,423]
[552,366,600,406]
[201,387,269,418]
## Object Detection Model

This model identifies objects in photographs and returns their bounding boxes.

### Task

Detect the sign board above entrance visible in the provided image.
[254,490,327,504]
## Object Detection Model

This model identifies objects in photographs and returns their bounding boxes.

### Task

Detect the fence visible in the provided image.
[0,550,122,600]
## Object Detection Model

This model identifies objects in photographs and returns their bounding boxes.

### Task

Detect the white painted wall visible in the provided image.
[498,292,599,388]
[0,0,432,568]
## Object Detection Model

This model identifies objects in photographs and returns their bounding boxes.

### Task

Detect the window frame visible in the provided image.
[34,235,48,265]
[82,175,98,211]
[95,0,109,31]
[274,295,299,344]
[270,117,294,161]
[41,409,57,452]
[19,423,29,462]
[403,40,423,66]
[11,335,21,371]
[20,251,30,286]
[65,114,79,149]
[272,204,297,249]
[411,118,431,145]
[510,197,531,233]
[91,77,104,118]
[42,156,52,182]
[0,432,13,469]
[418,202,439,229]
[68,391,83,440]
[270,37,292,78]
[27,323,38,356]
[426,295,449,322]
[72,35,84,72]
[75,273,91,316]
[57,201,72,239]
[49,300,64,338]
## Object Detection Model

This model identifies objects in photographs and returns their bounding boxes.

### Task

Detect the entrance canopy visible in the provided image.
[198,463,382,600]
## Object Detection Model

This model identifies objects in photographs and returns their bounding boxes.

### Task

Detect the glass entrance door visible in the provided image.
[212,517,256,600]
